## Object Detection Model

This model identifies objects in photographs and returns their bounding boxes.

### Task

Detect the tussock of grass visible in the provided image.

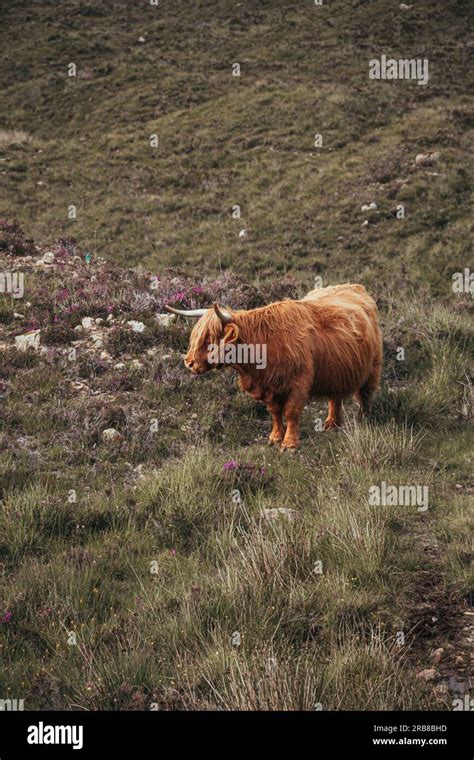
[180,633,428,711]
[0,483,76,563]
[0,129,31,147]
[339,420,426,469]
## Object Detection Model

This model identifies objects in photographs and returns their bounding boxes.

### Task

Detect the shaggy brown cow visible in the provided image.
[166,283,382,450]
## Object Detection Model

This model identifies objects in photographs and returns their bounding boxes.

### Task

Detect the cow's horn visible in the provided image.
[165,305,208,317]
[213,303,233,324]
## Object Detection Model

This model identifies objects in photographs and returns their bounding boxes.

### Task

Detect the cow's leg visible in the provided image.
[281,390,307,450]
[323,399,342,430]
[355,358,381,417]
[355,354,382,418]
[267,400,285,445]
[354,382,372,418]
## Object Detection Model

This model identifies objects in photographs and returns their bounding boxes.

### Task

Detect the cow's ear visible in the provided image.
[222,324,239,344]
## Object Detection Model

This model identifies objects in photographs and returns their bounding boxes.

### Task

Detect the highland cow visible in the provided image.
[166,283,383,450]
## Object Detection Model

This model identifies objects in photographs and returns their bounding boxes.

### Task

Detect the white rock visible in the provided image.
[138,36,145,43]
[127,320,146,333]
[13,313,24,319]
[15,330,41,352]
[162,354,171,361]
[156,313,175,326]
[361,202,377,212]
[102,428,123,443]
[415,152,440,167]
[95,317,104,325]
[106,314,114,322]
[74,325,84,333]
[239,228,247,238]
[81,317,94,330]
[115,363,126,370]
[399,3,413,10]
[130,359,144,369]
[41,251,55,264]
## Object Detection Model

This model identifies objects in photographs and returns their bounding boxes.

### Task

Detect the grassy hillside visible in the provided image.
[0,0,472,712]
[1,0,473,289]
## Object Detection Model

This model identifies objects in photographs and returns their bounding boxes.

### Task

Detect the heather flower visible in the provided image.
[223,461,271,490]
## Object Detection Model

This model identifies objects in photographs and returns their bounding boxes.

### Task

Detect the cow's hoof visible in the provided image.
[268,433,284,446]
[323,419,340,431]
[280,443,298,453]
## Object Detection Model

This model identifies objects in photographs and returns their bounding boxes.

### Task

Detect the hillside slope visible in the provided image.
[1,0,473,291]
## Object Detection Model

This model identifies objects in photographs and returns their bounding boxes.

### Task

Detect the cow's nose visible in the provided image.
[185,358,194,369]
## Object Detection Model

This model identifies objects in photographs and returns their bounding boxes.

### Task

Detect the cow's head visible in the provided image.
[165,303,239,375]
